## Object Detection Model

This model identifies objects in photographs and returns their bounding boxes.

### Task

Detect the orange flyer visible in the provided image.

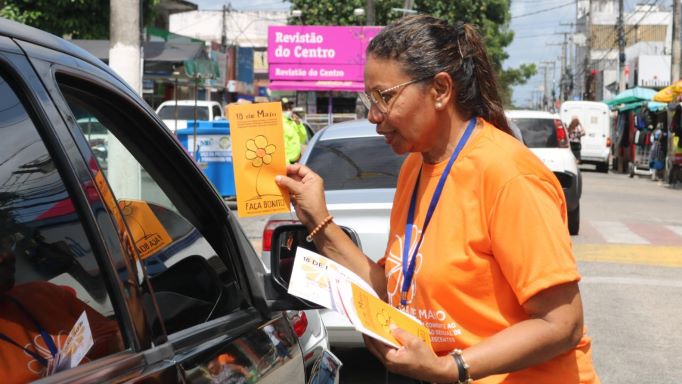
[118,199,173,259]
[228,102,290,217]
[349,282,432,349]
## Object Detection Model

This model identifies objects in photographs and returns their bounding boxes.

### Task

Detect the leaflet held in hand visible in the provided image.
[288,248,431,349]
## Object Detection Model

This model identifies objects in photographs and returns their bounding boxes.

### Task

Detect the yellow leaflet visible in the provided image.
[118,200,173,259]
[350,283,432,349]
[228,102,290,217]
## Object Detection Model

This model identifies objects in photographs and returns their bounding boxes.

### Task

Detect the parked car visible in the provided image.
[0,17,338,383]
[505,110,582,235]
[155,100,225,133]
[263,119,407,347]
[560,101,612,173]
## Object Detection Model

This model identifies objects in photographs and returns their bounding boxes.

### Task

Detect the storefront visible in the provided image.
[266,25,382,116]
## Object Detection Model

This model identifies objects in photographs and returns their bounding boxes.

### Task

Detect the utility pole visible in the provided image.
[583,0,593,100]
[672,0,680,83]
[109,0,142,198]
[221,4,227,51]
[617,0,626,92]
[367,0,375,25]
[560,33,568,101]
[669,0,681,183]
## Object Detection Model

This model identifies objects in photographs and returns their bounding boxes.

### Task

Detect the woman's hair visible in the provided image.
[568,117,580,131]
[367,15,511,135]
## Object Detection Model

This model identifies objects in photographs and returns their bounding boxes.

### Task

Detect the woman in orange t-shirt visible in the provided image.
[276,15,599,384]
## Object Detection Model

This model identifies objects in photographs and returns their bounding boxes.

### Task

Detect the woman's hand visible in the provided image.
[275,163,331,230]
[363,325,456,383]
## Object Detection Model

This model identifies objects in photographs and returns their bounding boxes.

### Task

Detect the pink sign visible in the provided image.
[268,25,381,85]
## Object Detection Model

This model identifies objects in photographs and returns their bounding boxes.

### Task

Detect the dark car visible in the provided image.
[0,17,338,383]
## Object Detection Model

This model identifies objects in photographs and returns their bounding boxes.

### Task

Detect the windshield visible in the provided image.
[157,105,209,120]
[306,136,406,190]
[510,117,558,148]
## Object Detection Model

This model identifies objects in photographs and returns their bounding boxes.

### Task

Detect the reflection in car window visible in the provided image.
[306,136,406,190]
[510,118,559,148]
[0,72,123,382]
[58,80,246,337]
[157,105,209,121]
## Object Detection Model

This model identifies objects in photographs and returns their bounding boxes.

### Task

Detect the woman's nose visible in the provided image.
[367,105,383,124]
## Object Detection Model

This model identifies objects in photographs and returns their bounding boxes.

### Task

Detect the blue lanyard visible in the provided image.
[400,117,477,306]
[0,295,59,366]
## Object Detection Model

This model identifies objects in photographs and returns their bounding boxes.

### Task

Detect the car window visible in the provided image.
[157,105,209,121]
[306,136,406,190]
[510,117,559,148]
[57,78,246,338]
[0,71,124,382]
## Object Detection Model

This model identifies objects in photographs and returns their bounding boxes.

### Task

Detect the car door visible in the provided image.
[14,39,306,383]
[0,36,165,383]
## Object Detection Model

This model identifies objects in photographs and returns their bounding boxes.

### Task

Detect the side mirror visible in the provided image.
[269,224,361,292]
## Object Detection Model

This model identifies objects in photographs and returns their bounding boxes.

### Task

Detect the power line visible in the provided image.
[575,0,662,77]
[512,1,576,19]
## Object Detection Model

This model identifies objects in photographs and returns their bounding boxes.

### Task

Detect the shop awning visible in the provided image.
[269,80,364,92]
[612,100,667,112]
[71,40,207,62]
[605,87,657,106]
[653,80,682,103]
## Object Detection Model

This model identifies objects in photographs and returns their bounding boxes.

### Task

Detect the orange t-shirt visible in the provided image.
[0,281,121,383]
[379,119,599,383]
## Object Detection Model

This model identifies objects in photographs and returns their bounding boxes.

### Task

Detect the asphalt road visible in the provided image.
[236,166,682,383]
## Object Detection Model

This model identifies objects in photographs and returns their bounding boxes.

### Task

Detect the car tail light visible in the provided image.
[292,311,308,337]
[554,119,569,148]
[262,219,300,252]
[606,137,612,147]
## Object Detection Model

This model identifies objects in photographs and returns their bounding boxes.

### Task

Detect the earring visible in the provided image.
[435,102,442,109]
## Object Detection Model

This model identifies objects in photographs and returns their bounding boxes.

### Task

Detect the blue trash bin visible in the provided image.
[176,120,235,197]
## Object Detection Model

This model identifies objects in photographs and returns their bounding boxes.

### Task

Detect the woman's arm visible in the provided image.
[462,281,584,378]
[276,164,387,298]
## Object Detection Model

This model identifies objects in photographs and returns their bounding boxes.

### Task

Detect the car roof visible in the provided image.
[1,18,112,74]
[158,100,221,107]
[317,119,379,141]
[505,110,560,119]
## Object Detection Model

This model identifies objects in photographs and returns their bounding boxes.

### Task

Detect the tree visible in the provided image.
[287,0,535,107]
[0,0,158,39]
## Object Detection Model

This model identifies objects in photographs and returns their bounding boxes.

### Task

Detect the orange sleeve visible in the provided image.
[488,174,580,304]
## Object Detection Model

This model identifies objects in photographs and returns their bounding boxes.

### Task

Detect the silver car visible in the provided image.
[263,119,406,347]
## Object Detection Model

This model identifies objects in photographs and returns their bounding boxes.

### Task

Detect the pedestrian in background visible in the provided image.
[281,98,303,163]
[276,15,599,383]
[568,116,585,163]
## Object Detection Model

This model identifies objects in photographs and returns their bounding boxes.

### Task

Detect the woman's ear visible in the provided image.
[431,72,454,107]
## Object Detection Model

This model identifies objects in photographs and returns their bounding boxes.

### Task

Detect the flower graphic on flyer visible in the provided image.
[385,224,423,306]
[245,135,277,198]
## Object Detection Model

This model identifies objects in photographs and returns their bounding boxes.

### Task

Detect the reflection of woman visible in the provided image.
[568,116,586,162]
[276,15,599,383]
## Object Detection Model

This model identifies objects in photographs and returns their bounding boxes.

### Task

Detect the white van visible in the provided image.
[560,101,611,172]
[155,100,225,133]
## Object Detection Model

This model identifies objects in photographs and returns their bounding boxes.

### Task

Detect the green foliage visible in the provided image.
[0,0,159,39]
[287,0,536,107]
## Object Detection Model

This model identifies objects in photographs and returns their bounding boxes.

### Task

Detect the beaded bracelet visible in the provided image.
[451,349,472,384]
[306,215,333,242]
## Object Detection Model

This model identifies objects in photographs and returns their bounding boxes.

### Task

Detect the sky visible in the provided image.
[193,0,645,107]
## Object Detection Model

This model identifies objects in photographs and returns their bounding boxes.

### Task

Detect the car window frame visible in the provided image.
[0,37,141,362]
[16,42,266,330]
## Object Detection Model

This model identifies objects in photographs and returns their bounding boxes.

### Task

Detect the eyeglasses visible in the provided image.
[359,77,430,114]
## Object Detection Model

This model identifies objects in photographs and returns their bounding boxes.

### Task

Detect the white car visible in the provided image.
[155,100,225,132]
[263,119,405,347]
[506,110,582,235]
